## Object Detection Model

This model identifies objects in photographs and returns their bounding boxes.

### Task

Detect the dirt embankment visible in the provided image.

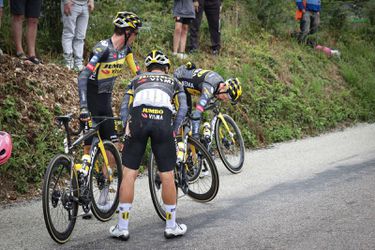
[0,54,128,204]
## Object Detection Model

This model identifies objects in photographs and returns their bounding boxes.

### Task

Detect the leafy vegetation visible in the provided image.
[0,0,375,197]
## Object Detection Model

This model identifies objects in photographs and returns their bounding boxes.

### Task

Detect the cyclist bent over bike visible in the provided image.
[109,50,188,240]
[174,62,242,139]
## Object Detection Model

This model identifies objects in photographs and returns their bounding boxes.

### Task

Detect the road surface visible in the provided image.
[1,123,374,249]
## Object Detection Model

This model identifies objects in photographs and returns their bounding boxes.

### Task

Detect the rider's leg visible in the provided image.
[159,171,177,228]
[117,166,138,230]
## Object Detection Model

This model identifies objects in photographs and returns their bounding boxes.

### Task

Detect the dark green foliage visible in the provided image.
[0,95,63,193]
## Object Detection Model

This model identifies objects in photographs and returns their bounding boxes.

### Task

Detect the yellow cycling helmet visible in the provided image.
[225,78,242,101]
[145,50,171,69]
[113,11,142,30]
[185,61,196,70]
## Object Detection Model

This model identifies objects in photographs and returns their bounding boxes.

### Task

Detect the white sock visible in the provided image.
[118,203,132,230]
[165,204,176,229]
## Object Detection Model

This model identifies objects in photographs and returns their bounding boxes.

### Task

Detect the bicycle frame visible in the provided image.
[179,116,199,167]
[205,101,237,150]
[56,115,120,196]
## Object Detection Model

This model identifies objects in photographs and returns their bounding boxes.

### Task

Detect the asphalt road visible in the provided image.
[1,123,374,250]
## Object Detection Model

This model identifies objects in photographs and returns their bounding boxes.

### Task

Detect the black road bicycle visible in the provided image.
[148,116,220,221]
[42,114,122,244]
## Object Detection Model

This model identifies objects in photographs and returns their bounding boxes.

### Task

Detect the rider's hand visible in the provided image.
[79,108,90,121]
[88,0,94,13]
[63,1,72,16]
[193,1,199,12]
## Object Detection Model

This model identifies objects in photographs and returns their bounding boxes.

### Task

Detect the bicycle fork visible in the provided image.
[91,136,113,183]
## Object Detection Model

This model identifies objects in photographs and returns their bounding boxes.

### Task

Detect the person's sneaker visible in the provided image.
[16,51,28,60]
[330,49,341,58]
[74,64,85,72]
[63,53,74,70]
[164,223,187,239]
[110,224,130,241]
[177,53,188,59]
[65,64,73,70]
[211,49,220,56]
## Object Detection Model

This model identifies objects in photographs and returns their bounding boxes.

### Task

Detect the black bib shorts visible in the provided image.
[122,105,177,172]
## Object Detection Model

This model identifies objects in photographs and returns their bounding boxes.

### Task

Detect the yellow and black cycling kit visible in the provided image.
[78,38,141,109]
[77,38,141,145]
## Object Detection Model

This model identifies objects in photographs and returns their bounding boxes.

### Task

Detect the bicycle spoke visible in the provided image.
[43,155,78,243]
[215,115,245,173]
[90,141,122,221]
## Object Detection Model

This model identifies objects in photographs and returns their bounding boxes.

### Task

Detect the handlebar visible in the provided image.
[55,114,122,137]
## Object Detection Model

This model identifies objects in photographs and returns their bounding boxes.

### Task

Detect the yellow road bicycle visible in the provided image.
[202,99,245,174]
[42,114,122,244]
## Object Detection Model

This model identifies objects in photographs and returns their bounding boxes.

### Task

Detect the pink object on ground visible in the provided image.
[0,131,12,165]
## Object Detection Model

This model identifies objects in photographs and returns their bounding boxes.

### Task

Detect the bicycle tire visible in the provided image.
[90,140,122,222]
[42,154,79,244]
[148,153,177,221]
[185,137,219,201]
[148,137,219,221]
[214,114,245,174]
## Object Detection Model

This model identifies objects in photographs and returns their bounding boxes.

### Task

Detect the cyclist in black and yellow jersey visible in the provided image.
[174,62,242,139]
[78,11,142,155]
[109,50,188,240]
[76,11,142,219]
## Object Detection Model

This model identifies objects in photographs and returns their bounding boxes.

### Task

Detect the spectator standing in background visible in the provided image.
[0,0,3,55]
[189,0,221,55]
[10,0,42,64]
[62,0,94,71]
[296,0,321,44]
[172,0,197,60]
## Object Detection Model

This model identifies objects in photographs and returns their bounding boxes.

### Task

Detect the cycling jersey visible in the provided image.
[120,71,188,172]
[173,65,224,113]
[78,38,141,109]
[120,72,188,133]
[174,65,226,137]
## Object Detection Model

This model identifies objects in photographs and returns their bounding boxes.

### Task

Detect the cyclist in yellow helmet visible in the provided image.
[110,50,188,240]
[174,62,242,139]
[76,11,142,219]
[78,11,142,150]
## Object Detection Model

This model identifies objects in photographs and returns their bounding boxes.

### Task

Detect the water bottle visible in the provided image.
[80,154,91,177]
[176,141,185,163]
[202,122,211,142]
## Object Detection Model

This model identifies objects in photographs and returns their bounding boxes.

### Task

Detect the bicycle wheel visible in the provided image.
[90,140,122,222]
[148,153,176,221]
[42,154,79,244]
[214,114,245,174]
[185,137,219,201]
[148,137,219,221]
